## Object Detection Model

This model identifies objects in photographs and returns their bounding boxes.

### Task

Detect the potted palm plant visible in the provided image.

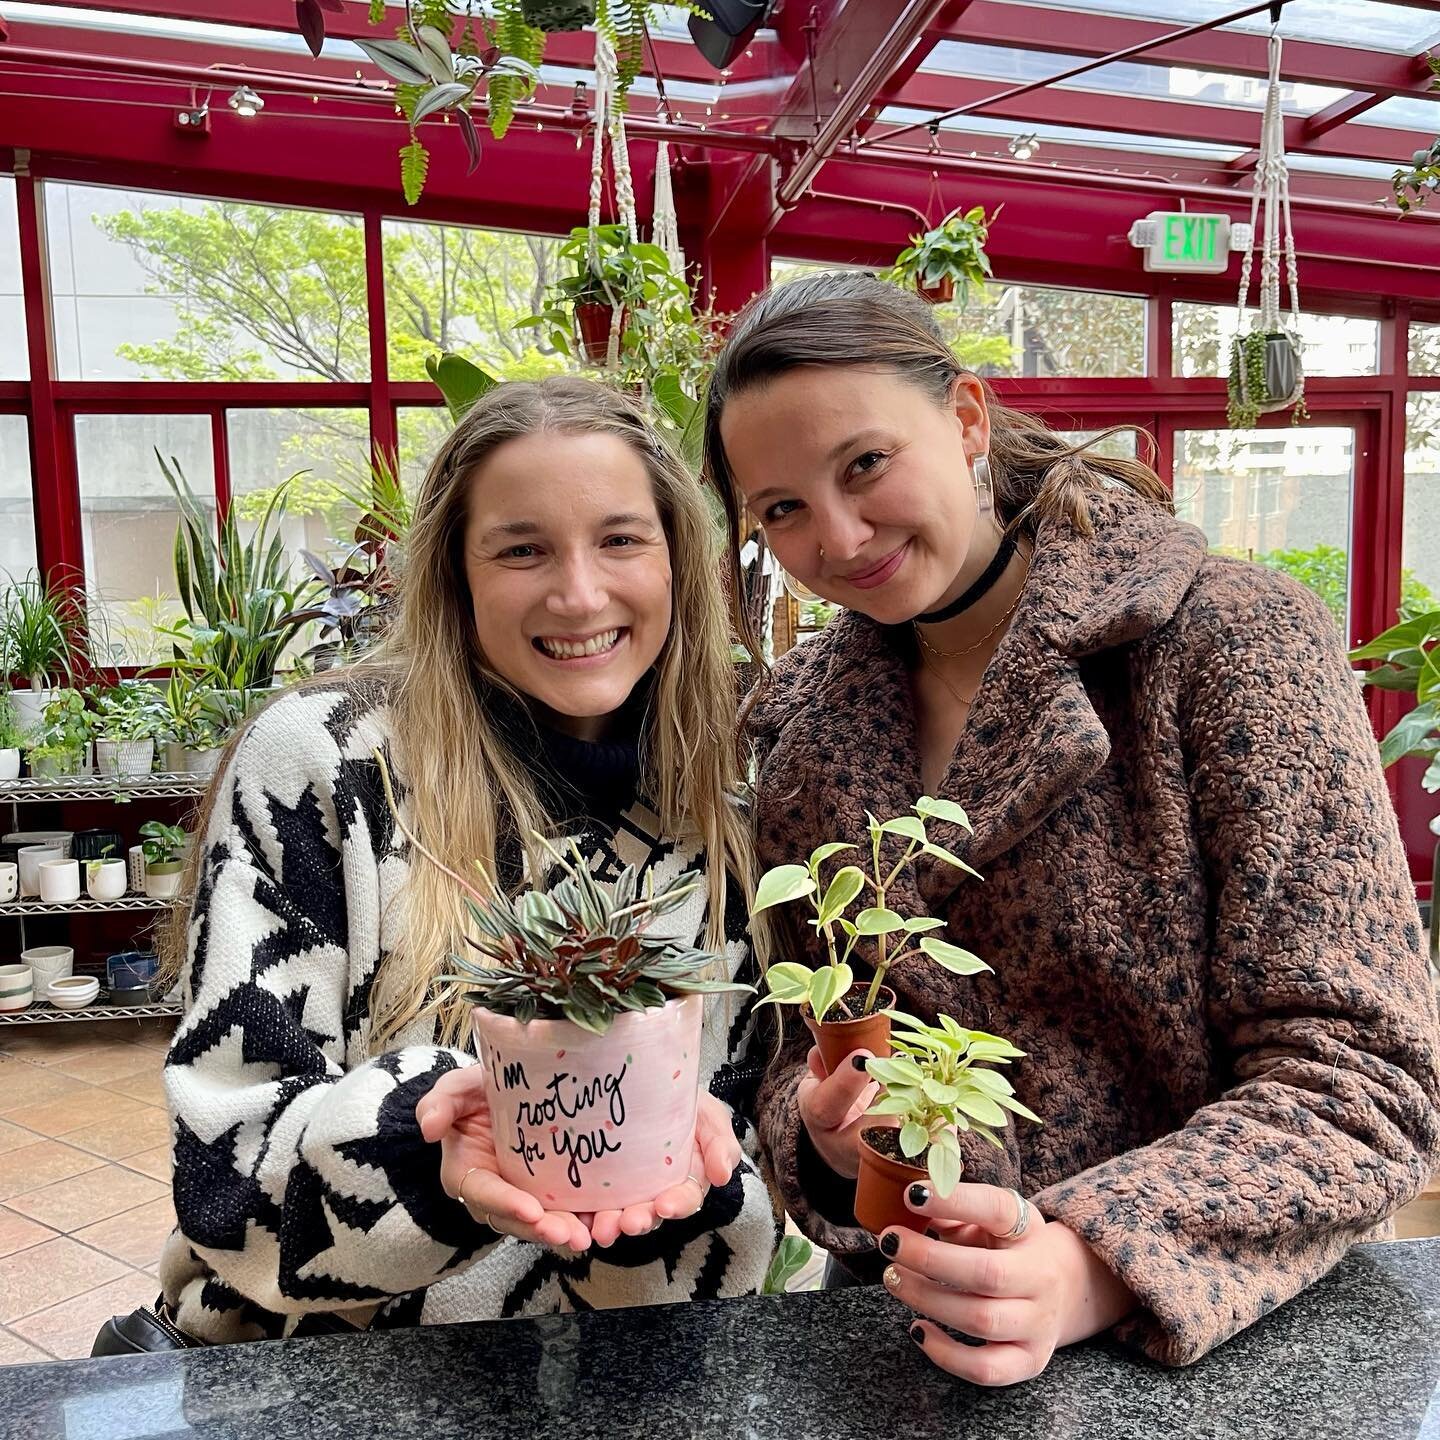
[888,205,999,306]
[376,754,751,1210]
[0,573,84,738]
[139,820,187,899]
[26,688,92,779]
[749,797,988,1073]
[93,680,165,777]
[856,1010,1036,1235]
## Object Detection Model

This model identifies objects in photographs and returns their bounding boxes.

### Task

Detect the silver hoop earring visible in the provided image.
[971,453,994,516]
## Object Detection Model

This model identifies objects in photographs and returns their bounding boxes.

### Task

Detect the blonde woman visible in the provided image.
[155,377,779,1344]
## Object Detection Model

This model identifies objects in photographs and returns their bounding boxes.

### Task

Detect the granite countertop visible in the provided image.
[2,1238,1437,1440]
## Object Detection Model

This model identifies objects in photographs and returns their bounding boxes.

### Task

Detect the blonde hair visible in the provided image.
[163,377,758,1053]
[703,270,1171,664]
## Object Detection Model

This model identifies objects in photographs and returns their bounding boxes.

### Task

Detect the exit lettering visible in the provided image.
[1163,213,1221,264]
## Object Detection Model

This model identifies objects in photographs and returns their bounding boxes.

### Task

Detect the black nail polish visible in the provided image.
[878,1231,900,1258]
[908,1182,930,1209]
[851,1055,869,1072]
[924,1226,941,1241]
[910,1324,925,1346]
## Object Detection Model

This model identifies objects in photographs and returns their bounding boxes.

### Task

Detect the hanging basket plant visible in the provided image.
[1226,27,1308,430]
[520,0,596,28]
[886,205,1000,308]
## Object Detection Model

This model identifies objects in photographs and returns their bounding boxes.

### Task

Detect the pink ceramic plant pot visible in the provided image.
[472,993,704,1211]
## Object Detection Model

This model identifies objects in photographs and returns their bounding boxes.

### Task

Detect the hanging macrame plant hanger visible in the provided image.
[584,32,638,370]
[1227,18,1308,429]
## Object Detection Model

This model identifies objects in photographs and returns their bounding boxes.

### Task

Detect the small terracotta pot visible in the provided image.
[855,1125,931,1236]
[803,984,895,1076]
[915,275,955,305]
[574,302,628,364]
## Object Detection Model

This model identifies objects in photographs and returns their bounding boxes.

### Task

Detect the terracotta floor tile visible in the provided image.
[0,1207,57,1259]
[118,1145,172,1183]
[10,1268,159,1360]
[4,1087,143,1139]
[0,1236,127,1323]
[74,1195,177,1271]
[64,1105,173,1162]
[108,1069,168,1106]
[0,1064,89,1116]
[0,1119,37,1156]
[0,1324,52,1365]
[0,1140,105,1200]
[6,1163,168,1233]
[49,1045,161,1086]
[0,1032,114,1066]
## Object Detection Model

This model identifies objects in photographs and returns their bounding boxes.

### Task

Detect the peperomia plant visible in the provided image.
[139,820,187,869]
[750,797,990,1024]
[865,1010,1038,1196]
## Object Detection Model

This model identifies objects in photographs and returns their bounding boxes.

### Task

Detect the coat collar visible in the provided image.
[753,492,1208,914]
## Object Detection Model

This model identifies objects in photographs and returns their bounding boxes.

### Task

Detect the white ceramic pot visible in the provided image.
[144,863,183,900]
[38,858,81,904]
[183,746,222,777]
[18,843,62,897]
[127,844,147,893]
[48,975,99,1010]
[0,862,16,902]
[0,748,19,781]
[96,738,155,778]
[471,994,704,1210]
[9,688,49,740]
[85,858,128,901]
[22,944,73,988]
[0,964,33,1012]
[5,830,74,857]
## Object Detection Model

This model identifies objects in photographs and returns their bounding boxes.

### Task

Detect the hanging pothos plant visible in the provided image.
[1391,55,1440,215]
[291,1,698,205]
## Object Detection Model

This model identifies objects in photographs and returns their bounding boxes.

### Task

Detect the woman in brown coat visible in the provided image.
[704,271,1440,1385]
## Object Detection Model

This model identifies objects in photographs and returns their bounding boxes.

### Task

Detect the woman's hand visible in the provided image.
[416,1066,591,1254]
[797,1045,880,1179]
[589,1092,741,1247]
[878,1182,1136,1387]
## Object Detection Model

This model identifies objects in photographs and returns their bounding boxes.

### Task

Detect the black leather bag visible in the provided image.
[91,1300,200,1356]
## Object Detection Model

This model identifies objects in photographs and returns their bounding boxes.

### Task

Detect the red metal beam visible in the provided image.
[888,70,1434,165]
[931,1,1440,100]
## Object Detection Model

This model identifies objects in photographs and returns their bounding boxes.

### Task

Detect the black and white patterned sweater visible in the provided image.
[159,683,781,1344]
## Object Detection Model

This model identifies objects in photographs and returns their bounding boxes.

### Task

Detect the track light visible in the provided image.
[228,86,264,117]
[1008,133,1039,161]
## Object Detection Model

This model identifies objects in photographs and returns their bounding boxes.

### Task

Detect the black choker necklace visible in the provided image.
[915,533,1018,625]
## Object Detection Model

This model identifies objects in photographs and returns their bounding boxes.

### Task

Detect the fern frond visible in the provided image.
[400,137,430,205]
[487,0,545,139]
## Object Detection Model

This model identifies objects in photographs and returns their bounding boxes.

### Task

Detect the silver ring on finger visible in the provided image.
[1001,1188,1030,1241]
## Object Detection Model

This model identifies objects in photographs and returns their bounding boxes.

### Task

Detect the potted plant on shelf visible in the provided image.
[0,573,84,739]
[856,1010,1036,1235]
[375,752,751,1209]
[26,688,92,779]
[92,679,165,778]
[0,691,25,781]
[139,820,187,900]
[86,842,128,902]
[749,797,988,1073]
[522,224,691,366]
[887,205,999,306]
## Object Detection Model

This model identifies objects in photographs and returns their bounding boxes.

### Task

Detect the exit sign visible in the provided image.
[1127,212,1251,274]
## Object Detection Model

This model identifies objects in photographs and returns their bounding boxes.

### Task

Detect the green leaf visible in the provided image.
[994,1093,1043,1124]
[762,961,814,1004]
[751,864,816,915]
[914,796,973,831]
[807,842,856,874]
[920,842,984,880]
[919,937,992,976]
[399,138,430,206]
[865,1095,916,1116]
[855,907,906,936]
[414,24,456,84]
[879,815,927,843]
[1349,611,1440,662]
[866,1055,924,1087]
[902,917,945,933]
[817,866,866,926]
[412,80,470,124]
[357,37,432,84]
[807,963,853,1023]
[1380,701,1440,766]
[927,1138,962,1197]
[956,1092,1009,1127]
[426,351,499,421]
[1424,754,1440,793]
[922,1078,960,1105]
[899,1121,928,1158]
[761,1235,813,1295]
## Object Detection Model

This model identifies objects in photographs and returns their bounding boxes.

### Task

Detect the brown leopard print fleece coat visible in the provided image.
[749,490,1440,1368]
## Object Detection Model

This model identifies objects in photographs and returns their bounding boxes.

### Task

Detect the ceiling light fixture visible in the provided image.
[1008,132,1039,161]
[228,85,264,117]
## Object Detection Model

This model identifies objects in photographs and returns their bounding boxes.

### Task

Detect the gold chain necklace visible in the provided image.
[913,584,1025,660]
[917,649,976,711]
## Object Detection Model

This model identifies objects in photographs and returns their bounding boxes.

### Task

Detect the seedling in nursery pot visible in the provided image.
[749,796,989,1073]
[855,1011,1039,1236]
[373,751,752,1211]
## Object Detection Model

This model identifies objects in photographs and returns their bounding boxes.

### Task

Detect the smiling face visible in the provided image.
[461,429,673,739]
[720,366,992,625]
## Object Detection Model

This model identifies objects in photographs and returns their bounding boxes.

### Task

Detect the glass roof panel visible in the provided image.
[990,0,1440,53]
[1,2,323,56]
[925,39,1347,113]
[1364,95,1440,130]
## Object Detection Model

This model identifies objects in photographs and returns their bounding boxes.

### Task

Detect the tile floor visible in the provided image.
[0,1017,1434,1367]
